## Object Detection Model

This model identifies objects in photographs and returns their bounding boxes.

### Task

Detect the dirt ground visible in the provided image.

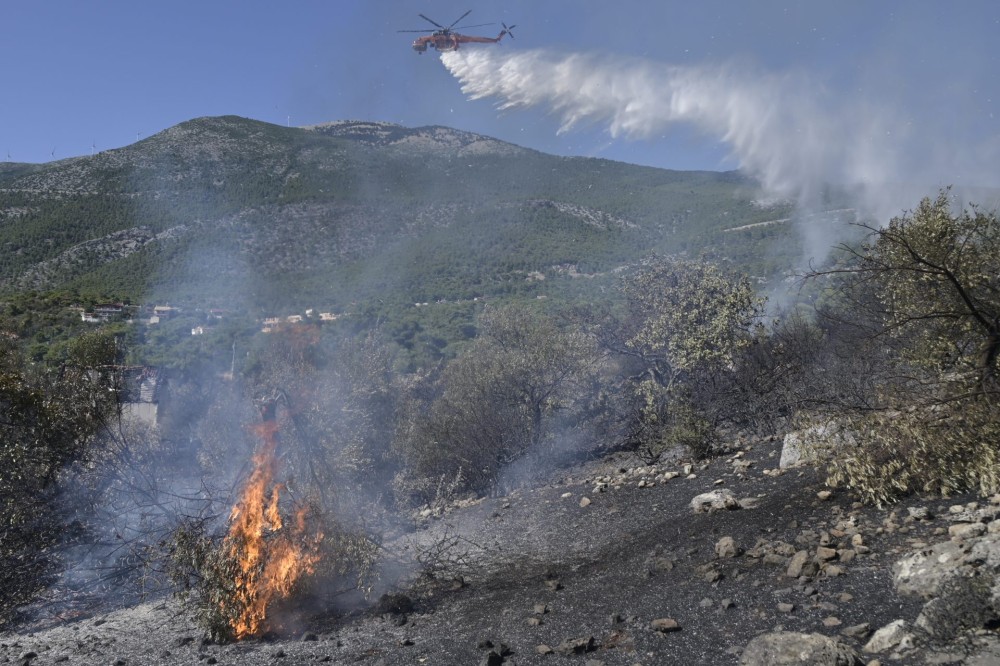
[2,436,996,665]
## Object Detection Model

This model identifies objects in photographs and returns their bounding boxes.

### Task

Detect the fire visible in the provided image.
[223,420,322,639]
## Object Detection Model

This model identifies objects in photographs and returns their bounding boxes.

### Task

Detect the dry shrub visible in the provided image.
[167,511,379,642]
[407,525,483,592]
[626,381,717,463]
[825,401,1000,507]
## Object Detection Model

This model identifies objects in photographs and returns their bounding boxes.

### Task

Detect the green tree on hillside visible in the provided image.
[399,304,601,497]
[601,256,765,459]
[812,191,1000,504]
[831,191,1000,395]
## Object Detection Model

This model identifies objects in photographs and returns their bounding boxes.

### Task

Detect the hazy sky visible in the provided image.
[2,1,998,183]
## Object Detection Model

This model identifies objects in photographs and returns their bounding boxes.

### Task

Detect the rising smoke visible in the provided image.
[441,47,997,232]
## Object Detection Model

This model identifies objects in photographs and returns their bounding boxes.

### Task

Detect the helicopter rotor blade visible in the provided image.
[448,10,472,30]
[398,29,436,33]
[452,22,494,30]
[502,23,517,37]
[418,14,445,29]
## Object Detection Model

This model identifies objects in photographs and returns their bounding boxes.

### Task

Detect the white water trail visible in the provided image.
[441,48,910,220]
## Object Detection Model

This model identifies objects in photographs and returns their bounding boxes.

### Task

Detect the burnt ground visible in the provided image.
[2,435,997,665]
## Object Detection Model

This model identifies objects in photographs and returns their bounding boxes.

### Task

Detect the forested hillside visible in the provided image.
[0,116,804,306]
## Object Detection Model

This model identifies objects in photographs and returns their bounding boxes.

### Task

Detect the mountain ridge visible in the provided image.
[0,115,791,305]
[0,115,808,365]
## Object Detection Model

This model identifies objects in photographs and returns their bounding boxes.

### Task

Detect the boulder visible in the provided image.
[779,420,856,469]
[893,540,972,599]
[863,619,914,654]
[741,631,861,665]
[968,533,1000,570]
[691,489,740,513]
[914,574,997,641]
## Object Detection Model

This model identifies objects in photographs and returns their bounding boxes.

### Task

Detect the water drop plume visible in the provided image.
[442,47,906,215]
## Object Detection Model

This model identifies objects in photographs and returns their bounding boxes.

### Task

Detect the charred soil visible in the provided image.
[3,436,998,665]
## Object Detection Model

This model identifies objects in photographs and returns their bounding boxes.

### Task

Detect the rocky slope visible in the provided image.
[0,115,793,309]
[3,435,999,665]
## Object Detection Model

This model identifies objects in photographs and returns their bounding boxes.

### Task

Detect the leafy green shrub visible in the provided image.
[826,402,1000,507]
[809,192,1000,505]
[627,380,717,462]
[600,256,765,459]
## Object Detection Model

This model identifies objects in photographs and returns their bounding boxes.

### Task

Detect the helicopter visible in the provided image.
[399,10,515,53]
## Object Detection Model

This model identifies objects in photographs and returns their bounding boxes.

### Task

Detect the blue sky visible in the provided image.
[2,1,998,181]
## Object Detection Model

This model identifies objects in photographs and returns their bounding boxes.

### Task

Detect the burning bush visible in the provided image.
[168,421,379,641]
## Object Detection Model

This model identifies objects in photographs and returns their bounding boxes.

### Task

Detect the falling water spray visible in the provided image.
[440,47,934,227]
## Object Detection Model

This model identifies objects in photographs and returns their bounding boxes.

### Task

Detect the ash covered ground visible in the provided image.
[4,435,1000,666]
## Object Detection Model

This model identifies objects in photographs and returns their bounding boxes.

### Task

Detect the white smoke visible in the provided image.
[441,47,985,224]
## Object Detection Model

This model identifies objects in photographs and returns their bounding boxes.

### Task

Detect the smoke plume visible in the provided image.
[441,47,993,224]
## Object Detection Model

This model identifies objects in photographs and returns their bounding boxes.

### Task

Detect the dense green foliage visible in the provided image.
[812,193,1000,504]
[0,116,807,368]
[0,335,120,625]
[596,257,766,459]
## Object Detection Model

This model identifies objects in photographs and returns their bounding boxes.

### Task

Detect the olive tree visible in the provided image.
[399,303,601,498]
[600,256,766,459]
[832,191,1000,394]
[810,191,1000,503]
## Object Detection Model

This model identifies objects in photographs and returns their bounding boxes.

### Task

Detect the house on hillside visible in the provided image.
[81,303,127,323]
[153,305,179,319]
[121,367,169,429]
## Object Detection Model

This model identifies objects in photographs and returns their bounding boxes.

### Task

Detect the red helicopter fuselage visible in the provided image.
[411,29,510,53]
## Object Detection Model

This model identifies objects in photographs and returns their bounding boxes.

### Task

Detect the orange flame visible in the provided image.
[224,420,321,639]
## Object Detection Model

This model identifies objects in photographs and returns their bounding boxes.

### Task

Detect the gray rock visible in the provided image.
[741,631,861,665]
[840,623,871,639]
[815,546,838,561]
[894,540,972,599]
[786,550,817,578]
[914,574,997,641]
[863,619,914,654]
[650,618,681,633]
[948,522,987,539]
[968,533,1000,569]
[779,421,856,469]
[555,636,595,654]
[715,536,741,558]
[691,489,741,513]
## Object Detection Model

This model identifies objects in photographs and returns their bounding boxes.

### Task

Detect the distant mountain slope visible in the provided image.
[0,115,795,311]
